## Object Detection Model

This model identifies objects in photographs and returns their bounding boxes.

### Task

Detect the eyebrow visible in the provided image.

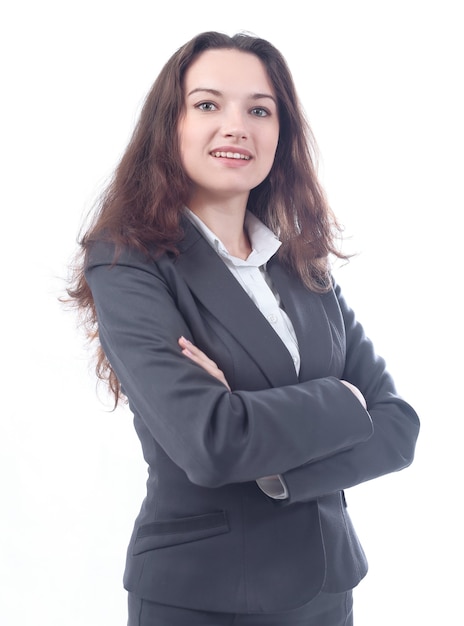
[187,87,277,104]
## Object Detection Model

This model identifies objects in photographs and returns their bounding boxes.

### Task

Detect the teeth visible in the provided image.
[212,151,250,160]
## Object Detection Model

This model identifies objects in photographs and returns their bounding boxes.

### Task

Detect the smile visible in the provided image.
[211,151,251,160]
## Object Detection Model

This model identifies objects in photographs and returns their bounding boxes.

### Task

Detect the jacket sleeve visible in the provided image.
[85,244,374,489]
[279,281,420,504]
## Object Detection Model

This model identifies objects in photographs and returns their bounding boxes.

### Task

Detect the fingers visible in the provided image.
[178,336,231,390]
[178,336,217,368]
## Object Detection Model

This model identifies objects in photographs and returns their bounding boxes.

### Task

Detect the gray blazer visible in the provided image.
[85,219,419,613]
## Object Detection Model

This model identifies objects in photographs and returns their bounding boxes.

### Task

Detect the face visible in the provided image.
[178,48,280,209]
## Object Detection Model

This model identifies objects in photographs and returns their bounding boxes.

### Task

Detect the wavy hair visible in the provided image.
[66,31,348,404]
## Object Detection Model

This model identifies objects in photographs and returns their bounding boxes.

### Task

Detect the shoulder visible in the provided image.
[85,218,202,271]
[85,238,153,271]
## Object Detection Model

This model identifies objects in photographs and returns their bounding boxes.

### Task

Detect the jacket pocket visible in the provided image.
[132,510,229,555]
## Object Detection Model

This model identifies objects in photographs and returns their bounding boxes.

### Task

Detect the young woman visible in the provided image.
[67,31,419,625]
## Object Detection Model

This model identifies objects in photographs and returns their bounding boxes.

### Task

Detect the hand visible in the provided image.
[178,336,231,391]
[340,380,367,410]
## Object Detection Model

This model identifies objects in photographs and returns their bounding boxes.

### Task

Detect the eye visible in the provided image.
[196,101,217,112]
[250,107,269,117]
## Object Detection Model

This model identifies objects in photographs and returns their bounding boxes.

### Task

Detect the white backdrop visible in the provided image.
[1,1,462,624]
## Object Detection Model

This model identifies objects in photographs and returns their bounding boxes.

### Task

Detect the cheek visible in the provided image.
[264,130,280,169]
[265,123,279,156]
[272,126,280,152]
[177,117,194,159]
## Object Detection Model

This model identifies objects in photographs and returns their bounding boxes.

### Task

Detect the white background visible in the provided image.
[1,1,462,624]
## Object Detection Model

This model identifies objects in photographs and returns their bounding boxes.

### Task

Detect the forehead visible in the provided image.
[183,48,275,96]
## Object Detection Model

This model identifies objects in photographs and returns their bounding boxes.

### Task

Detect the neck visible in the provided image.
[188,195,252,260]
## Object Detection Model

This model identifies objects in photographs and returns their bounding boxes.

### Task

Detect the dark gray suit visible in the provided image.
[85,219,419,613]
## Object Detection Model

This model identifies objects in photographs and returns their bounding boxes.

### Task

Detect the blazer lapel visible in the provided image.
[175,221,298,388]
[267,258,334,382]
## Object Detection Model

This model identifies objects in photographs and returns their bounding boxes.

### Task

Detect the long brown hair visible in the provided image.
[66,31,348,404]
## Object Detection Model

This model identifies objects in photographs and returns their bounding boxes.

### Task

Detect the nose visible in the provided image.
[222,106,248,139]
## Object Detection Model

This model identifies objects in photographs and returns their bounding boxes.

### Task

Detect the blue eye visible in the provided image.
[197,102,217,111]
[251,107,269,117]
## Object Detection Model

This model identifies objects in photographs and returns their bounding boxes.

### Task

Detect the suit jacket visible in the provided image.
[85,219,420,613]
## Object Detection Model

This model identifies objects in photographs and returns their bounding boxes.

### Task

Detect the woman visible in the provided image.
[67,31,419,625]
